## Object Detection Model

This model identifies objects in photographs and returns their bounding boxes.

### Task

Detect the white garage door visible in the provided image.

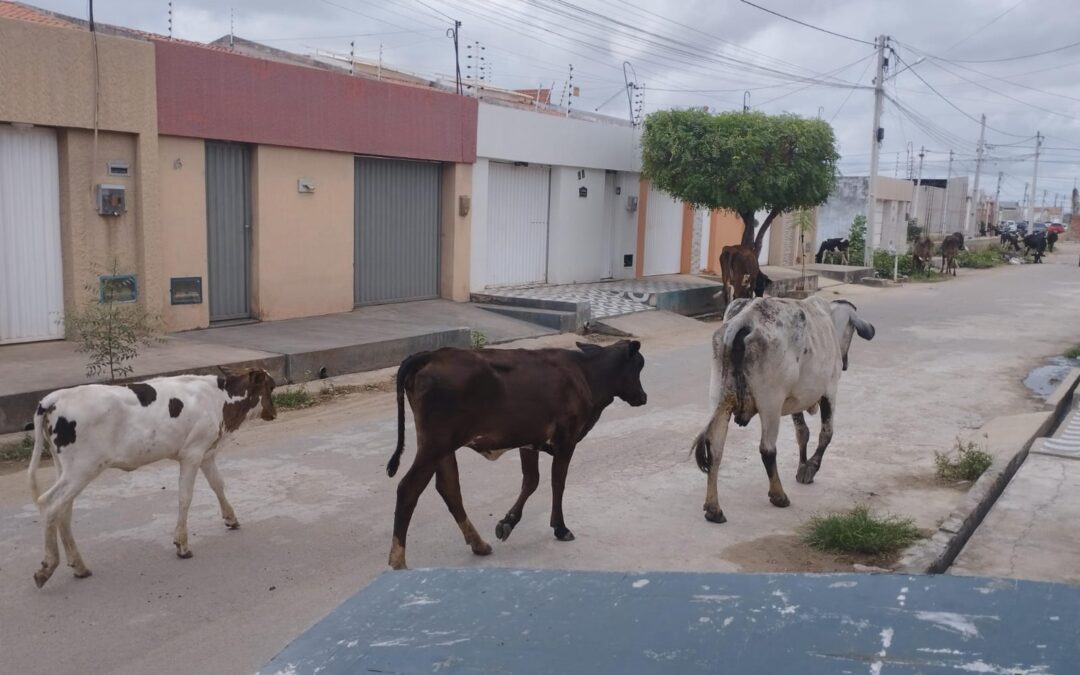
[643,186,682,276]
[0,125,64,344]
[486,162,550,286]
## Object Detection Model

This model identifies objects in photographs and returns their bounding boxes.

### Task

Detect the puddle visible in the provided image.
[1024,356,1079,400]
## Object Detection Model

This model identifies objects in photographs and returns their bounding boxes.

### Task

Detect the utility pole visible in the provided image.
[993,171,1003,230]
[864,34,888,265]
[911,146,925,235]
[969,113,986,235]
[939,149,953,235]
[447,21,462,95]
[1028,131,1042,222]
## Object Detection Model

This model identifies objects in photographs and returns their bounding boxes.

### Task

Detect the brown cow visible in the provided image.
[941,234,961,276]
[718,245,771,307]
[385,340,648,570]
[912,237,933,273]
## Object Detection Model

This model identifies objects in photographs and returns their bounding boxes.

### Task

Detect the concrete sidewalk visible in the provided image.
[0,299,552,433]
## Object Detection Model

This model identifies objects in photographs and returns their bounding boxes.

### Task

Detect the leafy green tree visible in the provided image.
[641,109,839,253]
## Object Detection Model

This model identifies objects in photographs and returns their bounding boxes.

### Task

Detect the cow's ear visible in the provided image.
[576,342,603,354]
[627,340,641,356]
[853,317,875,340]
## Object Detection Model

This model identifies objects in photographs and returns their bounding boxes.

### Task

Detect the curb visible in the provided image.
[897,368,1080,574]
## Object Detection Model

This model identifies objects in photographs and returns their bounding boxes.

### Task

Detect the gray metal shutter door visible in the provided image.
[354,158,440,305]
[205,141,251,321]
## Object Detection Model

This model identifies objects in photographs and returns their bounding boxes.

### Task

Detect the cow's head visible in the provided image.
[577,340,648,407]
[221,368,278,422]
[829,300,875,371]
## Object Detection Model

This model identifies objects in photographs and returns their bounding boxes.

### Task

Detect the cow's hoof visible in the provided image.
[73,568,93,579]
[704,508,727,524]
[554,527,575,542]
[471,541,493,556]
[389,561,409,571]
[796,463,817,484]
[175,545,193,559]
[33,571,50,589]
[225,520,240,530]
[495,520,514,542]
[769,494,791,508]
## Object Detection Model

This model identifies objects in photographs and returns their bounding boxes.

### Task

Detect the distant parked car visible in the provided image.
[1017,221,1029,236]
[1032,222,1048,234]
[1004,220,1017,232]
[1048,222,1065,235]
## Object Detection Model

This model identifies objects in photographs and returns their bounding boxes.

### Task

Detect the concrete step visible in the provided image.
[803,263,876,283]
[473,304,581,333]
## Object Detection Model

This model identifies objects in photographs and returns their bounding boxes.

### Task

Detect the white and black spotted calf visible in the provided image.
[28,369,276,588]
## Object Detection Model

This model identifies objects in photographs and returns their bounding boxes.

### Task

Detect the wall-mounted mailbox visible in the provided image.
[170,277,203,305]
[623,254,634,268]
[459,195,471,216]
[615,186,622,195]
[97,184,126,216]
[626,195,638,212]
[579,186,588,198]
[99,274,137,303]
[106,161,130,177]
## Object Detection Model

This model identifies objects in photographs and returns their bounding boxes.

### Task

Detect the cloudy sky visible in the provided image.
[33,0,1080,206]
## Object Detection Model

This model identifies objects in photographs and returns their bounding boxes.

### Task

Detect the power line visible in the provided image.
[928,38,1080,64]
[830,54,876,122]
[738,0,874,46]
[938,0,1026,55]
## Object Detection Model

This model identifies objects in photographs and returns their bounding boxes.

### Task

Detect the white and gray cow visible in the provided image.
[27,369,276,588]
[692,296,874,522]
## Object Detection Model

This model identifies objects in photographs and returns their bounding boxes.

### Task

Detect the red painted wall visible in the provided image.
[154,40,477,163]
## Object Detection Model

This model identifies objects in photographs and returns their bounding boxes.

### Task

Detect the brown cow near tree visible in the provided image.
[912,237,933,273]
[385,341,648,570]
[718,245,771,307]
[941,234,961,276]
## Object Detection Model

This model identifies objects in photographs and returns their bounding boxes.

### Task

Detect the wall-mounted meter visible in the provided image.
[97,184,126,216]
[626,195,639,212]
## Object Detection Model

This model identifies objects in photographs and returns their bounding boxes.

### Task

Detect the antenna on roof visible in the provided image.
[378,43,383,81]
[566,64,574,117]
[349,40,354,75]
[229,7,234,48]
[167,1,173,40]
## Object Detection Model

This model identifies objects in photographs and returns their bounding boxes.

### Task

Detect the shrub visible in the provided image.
[957,245,1004,269]
[1065,346,1080,360]
[906,220,922,242]
[872,249,915,278]
[470,330,488,350]
[804,505,922,555]
[847,215,866,265]
[272,387,315,410]
[0,433,36,462]
[935,440,993,482]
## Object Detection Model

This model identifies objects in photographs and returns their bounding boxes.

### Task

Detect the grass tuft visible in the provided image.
[935,439,993,483]
[1064,345,1080,360]
[0,433,36,462]
[803,505,922,555]
[272,388,316,410]
[957,245,1005,269]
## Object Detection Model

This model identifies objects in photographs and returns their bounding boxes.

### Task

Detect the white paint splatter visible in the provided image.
[1049,616,1060,621]
[400,594,440,608]
[897,587,908,607]
[723,617,734,627]
[632,579,650,589]
[435,639,470,647]
[778,605,799,615]
[345,640,359,649]
[917,648,965,655]
[370,638,411,647]
[913,611,993,639]
[954,661,1051,674]
[829,581,858,588]
[869,627,895,675]
[691,594,739,603]
[699,616,711,623]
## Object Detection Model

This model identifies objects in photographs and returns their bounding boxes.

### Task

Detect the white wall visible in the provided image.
[547,167,606,284]
[643,187,683,276]
[469,158,490,292]
[610,172,641,279]
[477,103,641,172]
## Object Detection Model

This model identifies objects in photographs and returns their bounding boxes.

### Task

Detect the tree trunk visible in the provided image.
[753,208,784,256]
[739,212,756,248]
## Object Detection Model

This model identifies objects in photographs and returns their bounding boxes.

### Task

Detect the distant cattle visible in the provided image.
[941,234,961,276]
[718,245,771,307]
[692,297,874,522]
[815,238,849,265]
[1023,232,1047,263]
[385,341,648,570]
[951,232,967,251]
[1000,231,1021,252]
[1047,231,1058,253]
[28,369,277,588]
[912,237,933,273]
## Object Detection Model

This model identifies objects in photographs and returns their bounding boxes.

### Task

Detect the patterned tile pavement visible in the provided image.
[484,276,721,320]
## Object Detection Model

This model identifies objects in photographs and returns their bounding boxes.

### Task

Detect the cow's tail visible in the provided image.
[722,315,754,427]
[28,401,52,504]
[387,352,432,478]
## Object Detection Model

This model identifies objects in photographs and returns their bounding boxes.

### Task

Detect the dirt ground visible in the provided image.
[0,242,1077,675]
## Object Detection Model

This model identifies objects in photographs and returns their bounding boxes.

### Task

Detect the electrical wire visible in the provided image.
[937,0,1026,55]
[738,0,875,46]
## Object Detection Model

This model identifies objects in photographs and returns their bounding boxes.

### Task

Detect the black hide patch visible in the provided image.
[220,374,249,398]
[820,397,833,422]
[127,383,158,407]
[54,416,77,448]
[833,299,858,311]
[168,398,184,418]
[37,403,55,417]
